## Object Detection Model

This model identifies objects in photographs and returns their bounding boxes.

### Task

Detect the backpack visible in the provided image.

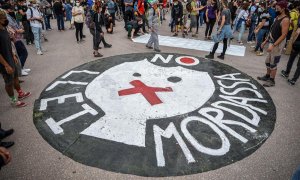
[85,9,95,29]
[186,2,192,13]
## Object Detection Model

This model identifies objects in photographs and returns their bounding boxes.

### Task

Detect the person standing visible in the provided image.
[0,9,31,107]
[235,2,249,45]
[281,18,300,86]
[253,2,270,56]
[171,0,183,37]
[190,0,203,37]
[205,0,232,60]
[26,0,44,55]
[72,1,85,43]
[146,0,160,52]
[53,0,65,31]
[257,1,290,87]
[205,0,217,40]
[65,1,73,29]
[17,0,34,45]
[137,0,146,32]
[42,0,52,30]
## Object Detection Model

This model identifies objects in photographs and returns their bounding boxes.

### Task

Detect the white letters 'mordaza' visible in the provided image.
[81,59,215,147]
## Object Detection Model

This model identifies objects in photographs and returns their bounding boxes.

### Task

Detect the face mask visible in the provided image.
[256,3,259,6]
[76,3,80,6]
[174,2,178,5]
[2,19,9,27]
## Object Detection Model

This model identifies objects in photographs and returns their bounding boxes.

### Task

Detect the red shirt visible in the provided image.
[137,0,145,15]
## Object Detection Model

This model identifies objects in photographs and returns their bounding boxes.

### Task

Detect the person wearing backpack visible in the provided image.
[26,0,44,55]
[171,0,184,37]
[234,2,249,45]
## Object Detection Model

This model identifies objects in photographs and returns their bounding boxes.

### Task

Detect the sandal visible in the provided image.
[94,53,103,57]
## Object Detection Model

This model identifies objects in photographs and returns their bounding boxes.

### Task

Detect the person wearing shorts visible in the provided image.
[258,1,290,87]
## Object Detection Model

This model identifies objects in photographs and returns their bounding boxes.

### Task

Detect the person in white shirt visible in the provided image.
[26,0,44,55]
[236,2,249,45]
[72,1,85,43]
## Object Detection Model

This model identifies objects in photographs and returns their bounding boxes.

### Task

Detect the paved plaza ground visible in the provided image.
[0,14,299,179]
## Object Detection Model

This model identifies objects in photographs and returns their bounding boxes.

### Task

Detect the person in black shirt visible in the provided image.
[258,0,290,87]
[171,0,184,37]
[17,0,34,44]
[281,18,300,86]
[0,10,31,107]
[53,0,65,31]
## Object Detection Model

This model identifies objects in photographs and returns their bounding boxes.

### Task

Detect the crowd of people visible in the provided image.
[0,0,300,169]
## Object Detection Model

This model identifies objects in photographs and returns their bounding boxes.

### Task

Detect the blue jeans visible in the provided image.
[238,23,246,42]
[255,28,268,52]
[199,11,204,26]
[56,14,65,30]
[31,26,42,51]
[247,22,256,42]
[44,15,51,30]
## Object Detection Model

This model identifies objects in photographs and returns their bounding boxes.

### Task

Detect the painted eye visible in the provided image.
[167,76,182,83]
[133,73,141,77]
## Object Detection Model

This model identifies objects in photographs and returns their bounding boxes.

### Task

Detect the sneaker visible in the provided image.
[21,70,29,76]
[173,33,178,37]
[205,54,214,59]
[281,70,289,78]
[256,51,264,56]
[217,54,225,60]
[0,141,15,148]
[238,41,244,45]
[247,41,253,44]
[94,53,103,57]
[23,68,31,72]
[80,39,85,42]
[18,91,31,100]
[204,36,208,40]
[37,50,43,55]
[154,49,161,52]
[192,34,198,38]
[250,45,256,48]
[288,79,296,86]
[182,34,185,38]
[263,79,275,87]
[257,75,270,81]
[0,129,14,140]
[41,48,47,52]
[11,100,27,107]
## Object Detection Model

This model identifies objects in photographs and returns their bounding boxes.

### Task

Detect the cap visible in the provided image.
[276,0,288,9]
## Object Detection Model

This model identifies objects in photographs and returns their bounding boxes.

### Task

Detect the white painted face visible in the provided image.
[81,59,215,147]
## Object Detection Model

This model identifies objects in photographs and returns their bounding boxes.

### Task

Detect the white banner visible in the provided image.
[133,34,246,57]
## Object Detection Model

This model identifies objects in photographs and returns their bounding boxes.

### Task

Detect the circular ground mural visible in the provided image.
[33,53,276,177]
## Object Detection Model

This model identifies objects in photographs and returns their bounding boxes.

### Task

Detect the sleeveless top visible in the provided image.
[270,15,288,42]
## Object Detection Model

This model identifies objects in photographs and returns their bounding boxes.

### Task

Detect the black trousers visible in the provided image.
[124,10,133,26]
[15,41,28,68]
[285,47,300,82]
[74,22,83,41]
[22,20,34,44]
[205,18,216,37]
[211,38,228,56]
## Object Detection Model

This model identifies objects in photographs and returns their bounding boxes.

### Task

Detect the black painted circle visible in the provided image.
[133,72,141,77]
[33,53,276,177]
